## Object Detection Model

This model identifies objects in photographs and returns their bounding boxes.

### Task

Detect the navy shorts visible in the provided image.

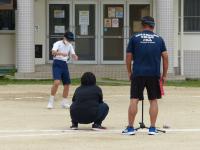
[52,59,71,85]
[130,76,161,100]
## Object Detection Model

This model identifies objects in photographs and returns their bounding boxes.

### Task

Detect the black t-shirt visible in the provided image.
[70,85,103,123]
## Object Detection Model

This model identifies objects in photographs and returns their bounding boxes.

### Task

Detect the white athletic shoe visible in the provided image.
[61,100,71,109]
[47,100,54,109]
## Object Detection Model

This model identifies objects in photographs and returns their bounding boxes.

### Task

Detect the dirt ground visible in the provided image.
[0,85,200,150]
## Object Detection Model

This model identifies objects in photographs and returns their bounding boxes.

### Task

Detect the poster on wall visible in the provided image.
[54,25,65,33]
[104,18,112,28]
[133,21,142,32]
[108,7,115,18]
[54,10,65,18]
[79,11,89,25]
[115,7,123,18]
[80,25,88,35]
[112,18,119,28]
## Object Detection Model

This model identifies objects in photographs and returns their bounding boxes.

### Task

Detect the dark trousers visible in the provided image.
[94,103,109,125]
[72,103,109,125]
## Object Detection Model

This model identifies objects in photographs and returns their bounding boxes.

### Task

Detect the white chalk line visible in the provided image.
[1,128,200,138]
[0,95,199,100]
[15,97,44,100]
[105,95,200,98]
[0,133,69,138]
[192,96,200,98]
[0,97,45,100]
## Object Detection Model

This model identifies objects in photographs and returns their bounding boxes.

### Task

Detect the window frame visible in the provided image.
[179,0,200,32]
[0,9,15,31]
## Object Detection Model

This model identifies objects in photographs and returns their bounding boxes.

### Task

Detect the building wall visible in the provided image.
[182,34,200,50]
[1,0,200,78]
[0,32,15,66]
[34,0,46,64]
[181,34,200,78]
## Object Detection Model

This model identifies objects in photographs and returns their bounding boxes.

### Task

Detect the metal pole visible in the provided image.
[180,0,184,75]
[141,100,144,123]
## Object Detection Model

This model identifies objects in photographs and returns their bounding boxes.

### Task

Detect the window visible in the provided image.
[179,0,200,32]
[0,10,15,30]
[0,0,12,4]
[0,0,16,30]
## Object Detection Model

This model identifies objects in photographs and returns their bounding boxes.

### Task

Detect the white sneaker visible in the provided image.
[61,100,71,109]
[47,100,54,109]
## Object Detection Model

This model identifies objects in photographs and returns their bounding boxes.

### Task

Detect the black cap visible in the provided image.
[141,16,155,27]
[64,31,75,41]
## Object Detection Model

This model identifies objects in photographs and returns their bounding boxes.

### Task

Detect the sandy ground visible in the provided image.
[0,85,200,150]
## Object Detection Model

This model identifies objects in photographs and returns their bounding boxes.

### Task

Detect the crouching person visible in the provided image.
[70,72,109,130]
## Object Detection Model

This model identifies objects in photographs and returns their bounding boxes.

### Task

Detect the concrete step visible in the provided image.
[15,72,52,79]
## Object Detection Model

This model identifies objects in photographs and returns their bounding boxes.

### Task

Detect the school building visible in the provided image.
[0,0,200,79]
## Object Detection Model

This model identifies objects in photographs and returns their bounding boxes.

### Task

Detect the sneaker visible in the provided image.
[148,127,157,135]
[92,124,107,130]
[122,126,136,135]
[61,100,71,109]
[70,124,78,130]
[47,99,54,109]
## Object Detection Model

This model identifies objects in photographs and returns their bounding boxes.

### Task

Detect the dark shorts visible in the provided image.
[52,59,71,85]
[130,76,161,100]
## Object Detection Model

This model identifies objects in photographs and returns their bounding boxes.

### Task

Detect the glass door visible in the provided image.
[101,1,126,64]
[48,1,72,61]
[74,3,97,63]
[127,1,151,39]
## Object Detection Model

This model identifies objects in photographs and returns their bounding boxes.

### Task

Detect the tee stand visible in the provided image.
[135,100,166,133]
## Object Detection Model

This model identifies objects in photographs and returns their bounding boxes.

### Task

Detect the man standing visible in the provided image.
[122,16,168,135]
[47,31,78,109]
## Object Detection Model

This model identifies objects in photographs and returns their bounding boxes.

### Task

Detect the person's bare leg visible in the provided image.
[62,84,70,98]
[149,99,158,127]
[128,99,139,127]
[51,80,61,96]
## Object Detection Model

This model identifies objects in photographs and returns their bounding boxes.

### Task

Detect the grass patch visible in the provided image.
[0,77,200,87]
[0,77,80,85]
[166,79,200,87]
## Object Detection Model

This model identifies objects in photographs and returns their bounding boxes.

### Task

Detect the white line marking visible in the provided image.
[192,96,200,98]
[106,95,200,98]
[15,97,44,100]
[0,133,69,138]
[1,95,199,100]
[1,129,200,138]
[1,128,200,134]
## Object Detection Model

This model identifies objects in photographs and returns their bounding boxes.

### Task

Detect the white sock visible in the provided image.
[49,95,54,101]
[62,98,68,102]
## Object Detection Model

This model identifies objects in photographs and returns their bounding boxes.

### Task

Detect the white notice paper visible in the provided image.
[112,18,119,28]
[108,7,115,18]
[79,11,89,25]
[80,25,88,35]
[54,26,65,33]
[54,10,65,18]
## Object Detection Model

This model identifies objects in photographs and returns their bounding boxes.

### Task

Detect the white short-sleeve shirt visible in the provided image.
[52,40,75,62]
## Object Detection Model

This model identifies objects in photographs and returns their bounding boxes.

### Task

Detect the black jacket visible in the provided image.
[70,85,103,124]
